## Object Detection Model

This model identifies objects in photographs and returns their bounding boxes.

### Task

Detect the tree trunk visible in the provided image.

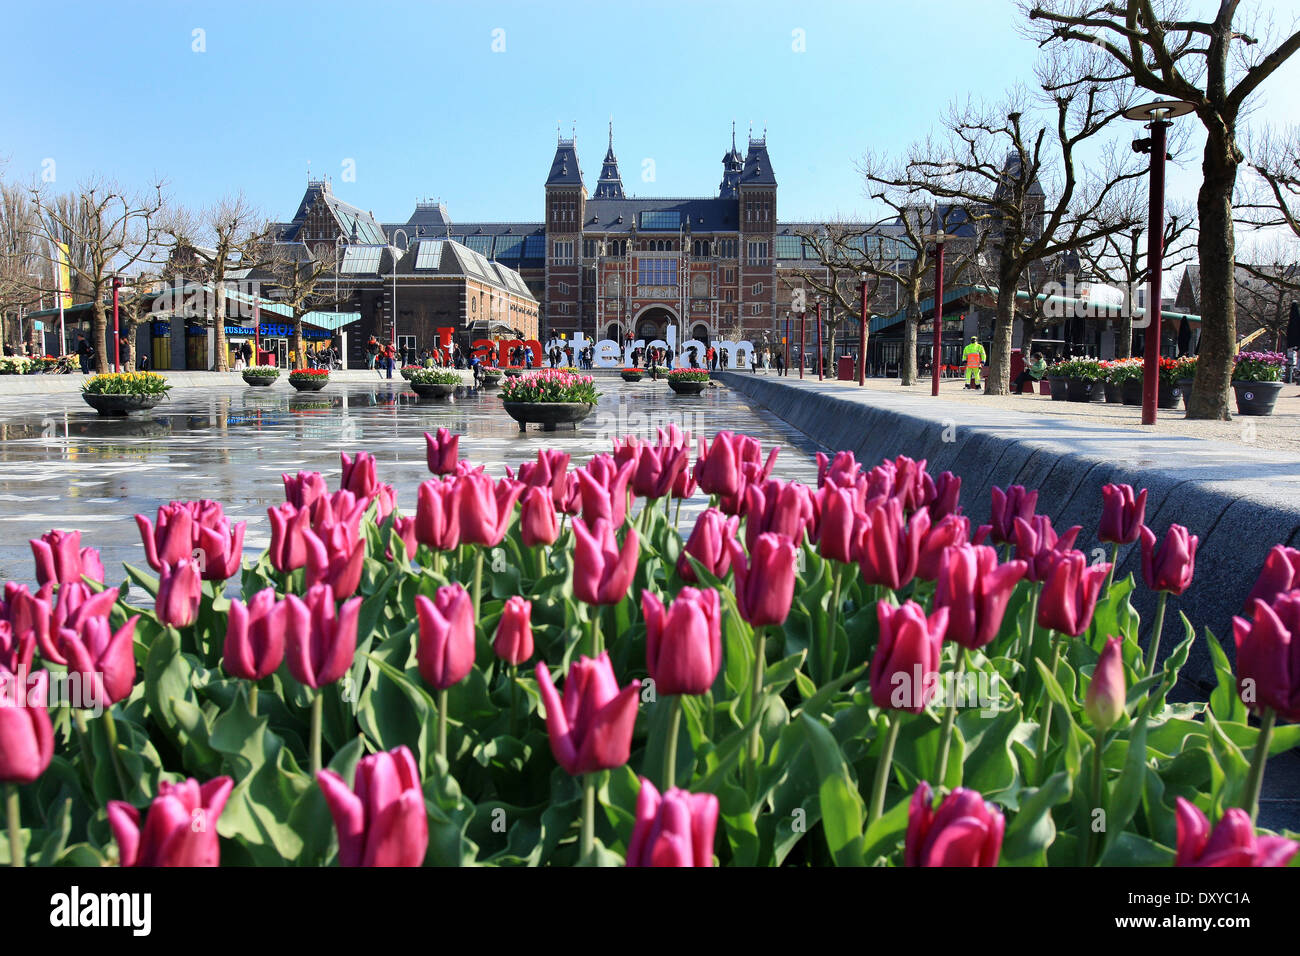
[1187,130,1238,420]
[827,324,837,372]
[900,294,919,386]
[91,293,108,374]
[121,318,137,370]
[986,281,1017,395]
[293,314,306,370]
[213,281,229,372]
[1115,311,1134,359]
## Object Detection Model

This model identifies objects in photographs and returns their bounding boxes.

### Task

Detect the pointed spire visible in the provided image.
[594,119,625,199]
[609,116,614,152]
[731,120,736,152]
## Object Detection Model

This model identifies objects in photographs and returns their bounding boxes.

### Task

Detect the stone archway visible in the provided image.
[690,322,712,346]
[632,304,680,343]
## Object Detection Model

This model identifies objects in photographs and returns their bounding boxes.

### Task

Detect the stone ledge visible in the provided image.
[0,369,475,393]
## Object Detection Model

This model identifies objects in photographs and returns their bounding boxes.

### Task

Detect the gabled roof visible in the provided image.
[739,136,777,187]
[584,197,738,233]
[280,180,387,245]
[546,138,584,188]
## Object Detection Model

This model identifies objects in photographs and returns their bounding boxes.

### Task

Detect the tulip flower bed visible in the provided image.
[3,423,1300,868]
[498,368,598,405]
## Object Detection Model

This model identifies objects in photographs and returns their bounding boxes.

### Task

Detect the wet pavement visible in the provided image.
[0,379,822,583]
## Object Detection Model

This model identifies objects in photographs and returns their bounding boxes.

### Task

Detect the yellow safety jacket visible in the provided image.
[963,343,986,368]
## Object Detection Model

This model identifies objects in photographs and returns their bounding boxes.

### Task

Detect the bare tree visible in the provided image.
[162,193,272,371]
[29,177,166,373]
[262,242,346,369]
[872,89,1145,394]
[1025,1,1300,417]
[0,180,44,352]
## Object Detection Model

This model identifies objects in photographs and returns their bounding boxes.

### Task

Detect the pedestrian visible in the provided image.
[962,336,986,390]
[472,354,483,386]
[775,350,785,376]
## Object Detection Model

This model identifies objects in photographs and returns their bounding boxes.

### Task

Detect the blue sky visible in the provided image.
[4,0,1300,227]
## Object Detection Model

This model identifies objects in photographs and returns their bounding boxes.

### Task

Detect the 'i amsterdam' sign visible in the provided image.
[429,326,757,369]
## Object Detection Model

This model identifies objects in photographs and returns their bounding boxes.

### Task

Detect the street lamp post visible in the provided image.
[923,233,948,396]
[859,271,868,386]
[1124,100,1193,426]
[784,311,790,376]
[815,296,824,380]
[389,229,409,379]
[111,275,123,373]
[798,306,807,379]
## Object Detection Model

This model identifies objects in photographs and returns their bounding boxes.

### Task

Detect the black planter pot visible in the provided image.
[290,379,328,392]
[620,372,644,382]
[1158,382,1181,410]
[503,369,524,378]
[82,393,165,416]
[1065,377,1106,403]
[668,379,708,395]
[1176,378,1195,409]
[1232,380,1284,416]
[1103,381,1123,404]
[1121,379,1143,406]
[1047,376,1070,401]
[503,401,595,432]
[479,372,502,388]
[242,374,277,387]
[410,382,456,399]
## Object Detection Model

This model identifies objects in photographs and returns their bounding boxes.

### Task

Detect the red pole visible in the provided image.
[859,278,867,386]
[111,276,122,373]
[931,241,945,396]
[798,311,806,379]
[1141,119,1168,426]
[816,300,824,380]
[254,299,261,359]
[784,316,790,374]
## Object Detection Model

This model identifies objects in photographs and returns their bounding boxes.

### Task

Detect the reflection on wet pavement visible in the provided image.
[0,381,823,583]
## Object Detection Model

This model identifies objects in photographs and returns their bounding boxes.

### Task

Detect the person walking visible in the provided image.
[774,349,785,376]
[962,335,987,390]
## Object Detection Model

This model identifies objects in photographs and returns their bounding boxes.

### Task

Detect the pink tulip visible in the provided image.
[30,582,117,663]
[415,585,476,690]
[626,778,718,867]
[519,486,559,547]
[0,667,54,783]
[916,513,971,581]
[857,496,930,591]
[923,471,962,521]
[1234,595,1300,722]
[728,532,797,628]
[630,442,690,500]
[54,615,139,707]
[1140,524,1198,596]
[572,517,639,606]
[285,584,361,688]
[905,781,1004,867]
[643,587,722,696]
[108,777,234,867]
[458,472,523,547]
[317,746,428,867]
[1175,798,1298,867]
[535,653,641,776]
[1086,636,1127,731]
[744,479,816,551]
[870,600,947,712]
[194,516,245,582]
[30,529,104,587]
[1037,550,1110,636]
[696,431,778,500]
[0,623,34,675]
[517,449,571,509]
[303,522,365,600]
[223,588,288,681]
[677,509,739,583]
[283,470,329,509]
[934,544,1027,649]
[988,485,1038,546]
[817,485,866,565]
[576,455,635,527]
[671,461,698,500]
[309,489,370,531]
[414,479,461,552]
[1246,545,1300,610]
[339,451,395,519]
[1013,514,1082,583]
[1099,484,1147,545]
[156,559,202,629]
[267,502,312,573]
[816,450,861,489]
[424,428,460,476]
[389,515,418,562]
[135,504,195,571]
[494,596,534,665]
[886,455,929,513]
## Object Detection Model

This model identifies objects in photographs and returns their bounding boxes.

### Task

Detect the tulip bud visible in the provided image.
[519,486,559,547]
[1085,637,1127,731]
[415,585,476,690]
[303,523,365,600]
[857,496,930,591]
[283,470,329,509]
[988,485,1037,546]
[458,472,524,547]
[626,777,719,867]
[285,584,361,688]
[1037,550,1110,636]
[816,485,865,565]
[933,544,1027,649]
[389,515,418,562]
[156,559,202,629]
[643,587,722,696]
[135,505,195,573]
[1139,524,1198,595]
[1245,545,1300,610]
[728,533,797,628]
[0,667,54,783]
[1099,483,1147,545]
[267,502,311,573]
[1233,594,1300,722]
[425,428,460,476]
[905,781,1004,867]
[925,471,962,522]
[316,746,428,867]
[223,588,287,682]
[576,456,635,527]
[677,509,738,583]
[915,513,971,581]
[30,530,104,587]
[1175,797,1298,867]
[494,596,533,665]
[108,777,234,867]
[870,600,947,712]
[744,479,816,552]
[1013,514,1082,583]
[572,517,639,606]
[536,653,640,776]
[414,479,461,553]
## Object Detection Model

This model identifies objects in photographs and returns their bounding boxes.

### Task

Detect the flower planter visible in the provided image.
[1103,381,1123,404]
[668,380,708,395]
[479,372,502,388]
[411,382,456,399]
[620,371,644,382]
[1065,378,1105,403]
[1158,382,1181,410]
[82,393,165,416]
[1047,376,1069,402]
[503,401,595,432]
[290,379,328,392]
[1176,378,1195,409]
[503,369,523,379]
[1232,380,1284,416]
[242,374,277,388]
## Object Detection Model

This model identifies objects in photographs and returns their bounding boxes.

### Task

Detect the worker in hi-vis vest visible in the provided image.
[962,336,986,389]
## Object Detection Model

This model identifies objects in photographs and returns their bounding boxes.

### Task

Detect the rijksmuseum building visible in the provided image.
[249,126,902,368]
